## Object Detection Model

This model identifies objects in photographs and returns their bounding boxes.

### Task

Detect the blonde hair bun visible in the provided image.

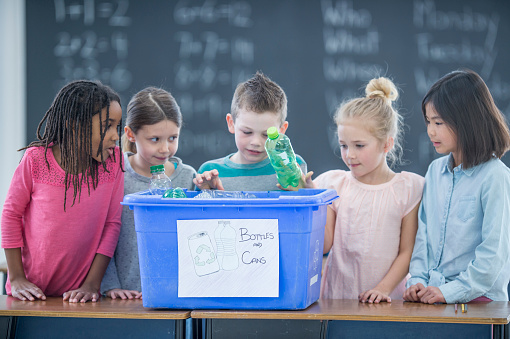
[365,77,398,102]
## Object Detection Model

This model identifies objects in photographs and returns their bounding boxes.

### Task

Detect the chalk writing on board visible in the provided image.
[413,0,509,167]
[171,1,255,159]
[173,0,253,27]
[53,0,133,92]
[321,0,384,155]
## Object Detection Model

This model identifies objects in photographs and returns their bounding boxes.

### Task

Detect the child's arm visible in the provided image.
[323,207,336,254]
[63,253,110,303]
[4,248,46,301]
[193,169,225,190]
[359,202,420,303]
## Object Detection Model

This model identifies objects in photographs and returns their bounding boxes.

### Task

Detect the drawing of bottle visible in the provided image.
[188,232,220,276]
[219,221,239,271]
[214,221,225,269]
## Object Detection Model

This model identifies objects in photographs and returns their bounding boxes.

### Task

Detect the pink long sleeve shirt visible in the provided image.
[1,146,123,296]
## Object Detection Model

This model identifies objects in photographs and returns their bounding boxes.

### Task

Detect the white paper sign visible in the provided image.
[177,219,279,298]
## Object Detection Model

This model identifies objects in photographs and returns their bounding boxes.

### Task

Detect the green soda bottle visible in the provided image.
[265,127,302,188]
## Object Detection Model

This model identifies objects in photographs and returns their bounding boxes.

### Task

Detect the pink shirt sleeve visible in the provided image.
[1,150,33,248]
[401,171,425,217]
[96,161,124,257]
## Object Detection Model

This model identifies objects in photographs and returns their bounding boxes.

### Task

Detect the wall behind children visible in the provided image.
[0,1,25,265]
[25,0,510,177]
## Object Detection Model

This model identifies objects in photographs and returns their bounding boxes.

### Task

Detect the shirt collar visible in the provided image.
[441,153,476,176]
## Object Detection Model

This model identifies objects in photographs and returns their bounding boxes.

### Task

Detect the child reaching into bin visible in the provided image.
[1,80,124,302]
[101,87,196,300]
[193,71,308,191]
[304,77,425,303]
[404,69,510,304]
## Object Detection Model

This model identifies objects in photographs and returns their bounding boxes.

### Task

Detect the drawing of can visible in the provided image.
[188,232,220,276]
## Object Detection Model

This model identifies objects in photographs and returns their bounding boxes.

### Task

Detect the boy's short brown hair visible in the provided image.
[230,71,287,125]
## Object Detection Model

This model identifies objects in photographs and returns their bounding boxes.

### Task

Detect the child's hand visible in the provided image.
[63,283,100,303]
[277,171,315,191]
[403,283,426,302]
[359,289,391,304]
[10,277,46,301]
[193,170,225,190]
[417,286,446,304]
[105,288,142,300]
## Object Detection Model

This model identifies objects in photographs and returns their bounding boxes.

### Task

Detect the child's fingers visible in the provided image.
[14,290,32,301]
[215,180,225,191]
[90,292,99,302]
[31,286,46,300]
[68,291,84,303]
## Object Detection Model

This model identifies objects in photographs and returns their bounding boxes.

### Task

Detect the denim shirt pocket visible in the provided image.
[457,195,476,222]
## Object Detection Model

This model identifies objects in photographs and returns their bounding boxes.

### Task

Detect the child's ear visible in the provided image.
[124,126,136,142]
[226,113,235,134]
[279,121,289,134]
[384,137,394,153]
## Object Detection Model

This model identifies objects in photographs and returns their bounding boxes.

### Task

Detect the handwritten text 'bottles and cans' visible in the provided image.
[265,127,302,189]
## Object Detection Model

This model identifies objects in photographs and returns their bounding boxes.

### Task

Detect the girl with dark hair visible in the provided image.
[404,69,510,304]
[1,80,124,302]
[101,87,196,300]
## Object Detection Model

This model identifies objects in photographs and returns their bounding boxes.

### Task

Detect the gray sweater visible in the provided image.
[100,152,196,294]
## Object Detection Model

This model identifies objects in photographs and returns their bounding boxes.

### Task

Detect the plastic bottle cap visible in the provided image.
[267,126,279,140]
[150,164,165,173]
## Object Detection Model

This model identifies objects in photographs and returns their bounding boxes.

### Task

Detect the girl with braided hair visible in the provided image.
[1,80,124,303]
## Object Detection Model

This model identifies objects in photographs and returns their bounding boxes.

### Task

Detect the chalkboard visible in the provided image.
[26,0,510,176]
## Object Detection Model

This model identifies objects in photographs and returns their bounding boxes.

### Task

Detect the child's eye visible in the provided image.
[151,137,159,142]
[356,144,365,148]
[339,144,347,149]
[435,122,443,126]
[243,131,252,135]
[169,136,178,141]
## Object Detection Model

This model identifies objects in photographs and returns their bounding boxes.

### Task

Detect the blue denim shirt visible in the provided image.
[407,154,510,303]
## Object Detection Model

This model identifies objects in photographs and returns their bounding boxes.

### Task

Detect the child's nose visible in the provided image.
[427,124,435,137]
[160,142,170,153]
[112,129,120,141]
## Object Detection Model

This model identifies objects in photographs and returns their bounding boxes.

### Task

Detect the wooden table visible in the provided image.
[192,299,510,339]
[0,295,190,339]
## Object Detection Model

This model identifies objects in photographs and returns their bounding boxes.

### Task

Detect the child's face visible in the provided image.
[337,118,391,183]
[425,103,458,161]
[227,108,288,165]
[125,119,180,168]
[91,101,122,163]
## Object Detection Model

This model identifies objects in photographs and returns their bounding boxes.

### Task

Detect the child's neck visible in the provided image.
[352,164,394,185]
[129,154,175,178]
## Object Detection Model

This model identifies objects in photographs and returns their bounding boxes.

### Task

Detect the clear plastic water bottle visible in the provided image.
[194,190,256,199]
[265,126,302,188]
[149,165,172,195]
